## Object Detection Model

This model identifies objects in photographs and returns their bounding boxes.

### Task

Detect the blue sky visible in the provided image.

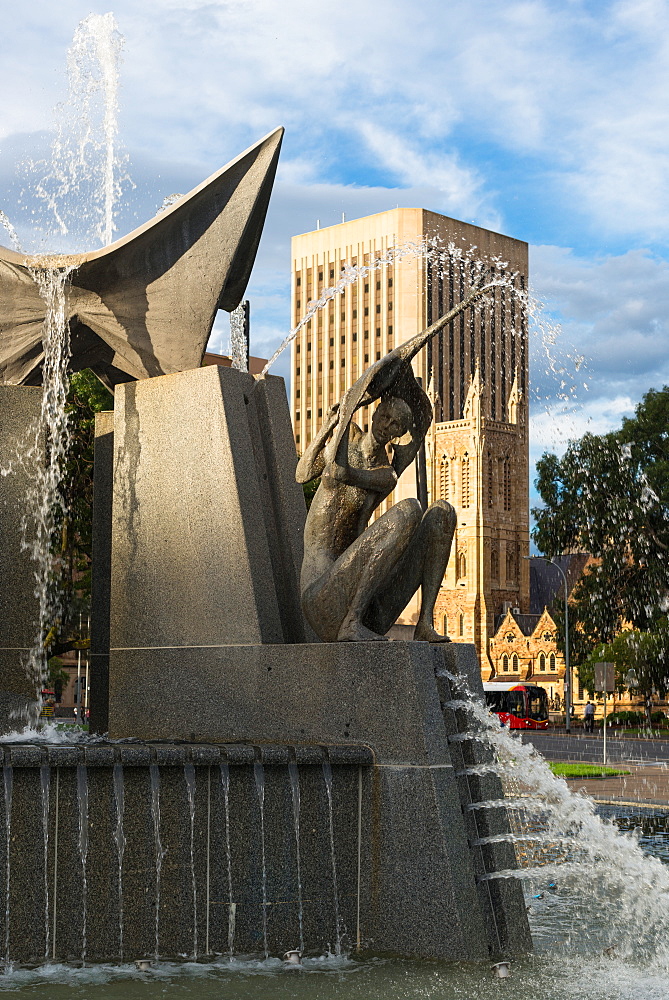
[2,0,669,492]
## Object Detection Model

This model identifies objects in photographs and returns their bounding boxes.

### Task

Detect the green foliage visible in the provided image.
[46,656,69,701]
[607,709,667,726]
[549,762,629,778]
[49,370,113,657]
[533,385,669,671]
[577,618,669,724]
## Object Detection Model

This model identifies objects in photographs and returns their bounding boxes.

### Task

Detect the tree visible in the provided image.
[533,386,669,668]
[579,620,669,725]
[47,370,113,658]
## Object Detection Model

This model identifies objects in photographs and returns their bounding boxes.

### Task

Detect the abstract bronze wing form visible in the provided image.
[0,126,284,389]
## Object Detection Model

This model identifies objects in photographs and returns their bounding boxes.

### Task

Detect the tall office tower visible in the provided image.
[291,208,529,675]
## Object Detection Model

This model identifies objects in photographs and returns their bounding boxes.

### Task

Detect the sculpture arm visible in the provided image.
[389,369,433,479]
[295,404,340,483]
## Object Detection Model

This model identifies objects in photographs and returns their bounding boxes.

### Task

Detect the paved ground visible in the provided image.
[519,730,669,808]
[521,729,669,765]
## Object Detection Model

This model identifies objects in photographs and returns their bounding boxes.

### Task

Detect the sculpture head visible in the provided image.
[371,395,413,445]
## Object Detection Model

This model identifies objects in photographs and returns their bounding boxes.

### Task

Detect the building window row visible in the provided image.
[499,652,557,673]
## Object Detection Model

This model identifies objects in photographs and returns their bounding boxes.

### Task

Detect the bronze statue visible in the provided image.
[296,287,485,643]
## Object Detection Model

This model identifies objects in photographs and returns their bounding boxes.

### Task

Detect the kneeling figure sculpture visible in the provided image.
[297,296,482,643]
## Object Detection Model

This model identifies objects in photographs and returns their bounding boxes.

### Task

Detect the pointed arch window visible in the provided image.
[506,547,515,582]
[457,551,467,581]
[487,455,494,507]
[461,454,470,508]
[491,548,499,581]
[550,653,556,671]
[459,613,465,636]
[512,654,519,673]
[439,455,449,501]
[503,457,511,511]
[539,653,546,672]
[502,654,509,672]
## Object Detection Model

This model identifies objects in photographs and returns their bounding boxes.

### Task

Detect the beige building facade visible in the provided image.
[291,208,530,677]
[488,608,566,708]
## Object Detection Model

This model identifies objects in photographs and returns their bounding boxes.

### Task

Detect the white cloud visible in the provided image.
[531,245,669,392]
[530,393,636,467]
[4,0,669,455]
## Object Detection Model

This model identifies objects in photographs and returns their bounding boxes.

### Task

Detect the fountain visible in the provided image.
[0,15,668,999]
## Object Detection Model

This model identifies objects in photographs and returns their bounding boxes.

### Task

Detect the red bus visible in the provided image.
[483,683,549,730]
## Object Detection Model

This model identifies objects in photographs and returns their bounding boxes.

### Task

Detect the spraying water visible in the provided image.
[0,14,127,719]
[322,760,342,957]
[442,666,669,966]
[28,13,127,253]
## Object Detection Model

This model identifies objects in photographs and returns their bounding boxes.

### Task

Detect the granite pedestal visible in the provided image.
[0,386,42,730]
[108,639,531,960]
[90,363,311,733]
[94,363,531,960]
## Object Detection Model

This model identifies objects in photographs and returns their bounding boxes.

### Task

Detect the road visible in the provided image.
[520,729,669,765]
[519,729,669,807]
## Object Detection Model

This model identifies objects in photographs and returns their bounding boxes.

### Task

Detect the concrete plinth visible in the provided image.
[90,364,311,733]
[0,386,42,729]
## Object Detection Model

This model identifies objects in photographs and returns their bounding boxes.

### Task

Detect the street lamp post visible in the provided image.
[525,555,571,733]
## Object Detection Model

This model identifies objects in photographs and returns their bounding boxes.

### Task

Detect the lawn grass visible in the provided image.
[549,762,630,778]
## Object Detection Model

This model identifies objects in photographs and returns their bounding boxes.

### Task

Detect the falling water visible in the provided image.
[219,764,235,959]
[149,764,163,961]
[184,764,198,959]
[288,761,305,953]
[229,302,249,372]
[76,764,89,964]
[2,13,128,722]
[322,760,341,956]
[0,211,21,252]
[3,766,12,968]
[20,265,75,722]
[40,765,50,959]
[253,761,269,959]
[112,764,125,960]
[441,666,669,962]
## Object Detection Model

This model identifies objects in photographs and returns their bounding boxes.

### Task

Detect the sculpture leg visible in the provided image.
[302,499,422,642]
[364,500,456,641]
[413,501,457,641]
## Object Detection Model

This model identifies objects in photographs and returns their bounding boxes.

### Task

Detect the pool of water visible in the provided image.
[0,953,668,1000]
[0,804,666,1000]
[606,805,669,865]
